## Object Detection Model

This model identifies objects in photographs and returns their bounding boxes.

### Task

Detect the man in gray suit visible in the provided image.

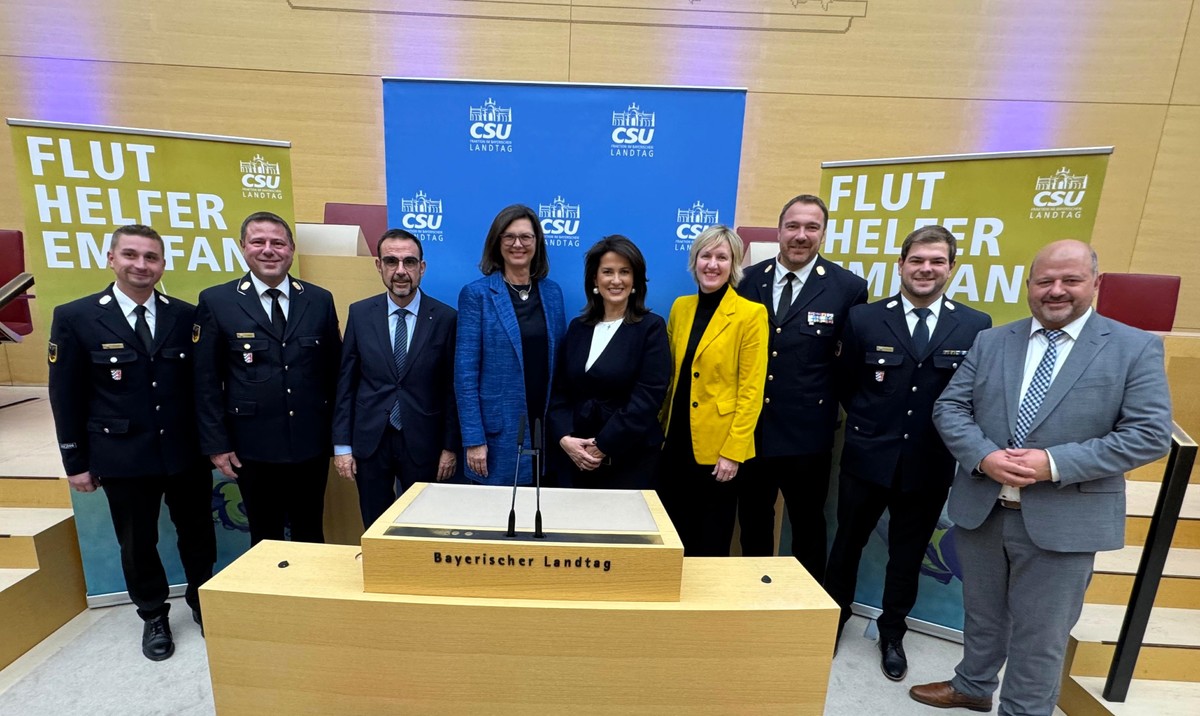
[910,240,1172,715]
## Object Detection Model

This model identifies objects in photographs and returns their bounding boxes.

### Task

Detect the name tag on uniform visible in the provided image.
[236,332,256,338]
[941,349,968,356]
[101,342,125,349]
[875,345,895,353]
[808,311,834,325]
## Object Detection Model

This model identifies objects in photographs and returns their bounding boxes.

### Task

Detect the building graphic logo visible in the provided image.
[239,154,283,199]
[611,102,656,158]
[675,200,719,251]
[400,190,444,241]
[1030,167,1088,220]
[539,196,581,247]
[469,98,514,153]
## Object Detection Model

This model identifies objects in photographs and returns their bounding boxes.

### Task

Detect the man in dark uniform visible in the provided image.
[193,211,341,545]
[824,225,991,680]
[47,224,215,661]
[736,194,868,580]
[333,229,460,528]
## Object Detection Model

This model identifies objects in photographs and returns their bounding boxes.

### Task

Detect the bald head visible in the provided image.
[1026,239,1099,330]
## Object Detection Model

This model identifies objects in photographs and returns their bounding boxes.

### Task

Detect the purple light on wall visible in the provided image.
[14,55,111,125]
[373,13,459,78]
[661,25,741,88]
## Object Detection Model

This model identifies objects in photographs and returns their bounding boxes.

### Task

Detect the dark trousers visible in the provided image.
[235,456,328,545]
[569,445,660,491]
[823,471,949,639]
[100,469,216,621]
[737,452,833,581]
[657,453,738,557]
[355,426,432,529]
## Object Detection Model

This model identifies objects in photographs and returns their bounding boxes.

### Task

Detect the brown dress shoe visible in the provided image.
[909,681,992,712]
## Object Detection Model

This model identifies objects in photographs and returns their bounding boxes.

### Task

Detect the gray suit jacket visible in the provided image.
[933,311,1172,553]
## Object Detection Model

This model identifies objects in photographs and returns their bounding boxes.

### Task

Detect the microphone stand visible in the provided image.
[505,415,526,538]
[532,418,545,539]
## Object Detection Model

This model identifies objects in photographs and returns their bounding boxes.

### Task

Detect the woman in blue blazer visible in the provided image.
[547,236,671,489]
[455,204,566,486]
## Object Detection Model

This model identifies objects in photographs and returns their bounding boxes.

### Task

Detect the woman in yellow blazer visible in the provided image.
[659,225,768,556]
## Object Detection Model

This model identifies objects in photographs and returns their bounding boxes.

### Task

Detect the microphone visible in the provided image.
[533,418,545,539]
[506,414,526,538]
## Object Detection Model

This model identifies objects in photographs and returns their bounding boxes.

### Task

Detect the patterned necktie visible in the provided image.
[388,308,409,430]
[1012,329,1065,447]
[133,304,153,352]
[912,307,932,356]
[265,288,286,336]
[776,272,796,322]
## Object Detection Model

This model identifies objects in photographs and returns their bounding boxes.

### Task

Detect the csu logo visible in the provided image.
[239,154,283,199]
[400,191,445,242]
[1030,166,1088,219]
[610,102,656,158]
[468,98,514,152]
[539,196,582,247]
[675,201,719,250]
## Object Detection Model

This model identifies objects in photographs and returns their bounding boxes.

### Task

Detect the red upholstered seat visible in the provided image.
[735,226,777,245]
[1095,272,1181,332]
[0,229,34,336]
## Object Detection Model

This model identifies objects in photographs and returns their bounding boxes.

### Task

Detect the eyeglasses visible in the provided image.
[500,233,536,246]
[380,256,421,270]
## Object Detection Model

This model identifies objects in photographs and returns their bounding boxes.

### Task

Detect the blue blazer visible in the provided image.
[455,273,566,485]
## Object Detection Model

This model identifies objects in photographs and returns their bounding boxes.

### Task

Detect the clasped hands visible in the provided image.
[980,448,1052,487]
[560,436,606,471]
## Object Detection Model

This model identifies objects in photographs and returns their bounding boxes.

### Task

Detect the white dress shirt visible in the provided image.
[901,294,941,339]
[112,284,156,337]
[772,256,818,317]
[249,272,290,322]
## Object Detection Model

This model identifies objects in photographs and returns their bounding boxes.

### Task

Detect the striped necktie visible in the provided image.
[388,308,409,430]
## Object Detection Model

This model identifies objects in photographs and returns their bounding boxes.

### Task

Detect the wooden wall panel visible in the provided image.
[568,1,1192,104]
[1173,0,1200,105]
[1132,106,1200,330]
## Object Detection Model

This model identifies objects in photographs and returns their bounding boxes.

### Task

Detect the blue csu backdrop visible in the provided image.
[381,79,747,318]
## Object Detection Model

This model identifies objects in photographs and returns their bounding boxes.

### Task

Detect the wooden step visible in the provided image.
[1069,604,1200,682]
[0,507,86,670]
[1125,480,1200,548]
[0,477,70,508]
[0,390,65,482]
[1059,675,1200,716]
[1087,546,1200,608]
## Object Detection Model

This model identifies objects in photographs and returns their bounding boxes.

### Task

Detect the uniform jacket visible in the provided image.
[547,313,671,460]
[837,294,991,491]
[737,256,868,457]
[454,273,566,485]
[662,288,769,464]
[933,312,1173,552]
[47,285,202,478]
[333,291,460,465]
[193,273,341,463]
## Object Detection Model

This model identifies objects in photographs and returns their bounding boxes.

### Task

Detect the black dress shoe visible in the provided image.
[879,636,907,681]
[142,615,175,661]
[192,608,204,637]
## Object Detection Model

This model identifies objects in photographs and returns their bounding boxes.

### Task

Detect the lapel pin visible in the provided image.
[816,265,826,276]
[99,295,112,305]
[239,281,251,291]
[292,280,302,291]
[158,294,169,304]
[945,301,956,310]
[886,300,898,309]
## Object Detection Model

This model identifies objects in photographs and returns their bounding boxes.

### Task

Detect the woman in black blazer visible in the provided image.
[548,236,671,489]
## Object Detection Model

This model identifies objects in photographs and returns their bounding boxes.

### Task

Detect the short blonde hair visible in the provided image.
[687,225,745,288]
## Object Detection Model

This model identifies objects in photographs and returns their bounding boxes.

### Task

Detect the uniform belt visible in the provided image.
[998,498,1021,510]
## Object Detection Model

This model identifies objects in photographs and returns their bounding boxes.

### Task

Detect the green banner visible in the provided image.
[7,119,294,327]
[819,147,1111,325]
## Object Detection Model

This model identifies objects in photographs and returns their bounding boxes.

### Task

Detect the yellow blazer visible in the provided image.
[662,288,768,464]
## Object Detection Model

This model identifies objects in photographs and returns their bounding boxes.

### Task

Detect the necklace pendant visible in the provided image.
[519,289,529,301]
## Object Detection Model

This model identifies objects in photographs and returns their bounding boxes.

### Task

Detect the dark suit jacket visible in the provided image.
[48,285,202,479]
[934,312,1173,552]
[193,273,341,463]
[737,255,868,457]
[547,313,671,460]
[333,291,460,466]
[836,295,991,492]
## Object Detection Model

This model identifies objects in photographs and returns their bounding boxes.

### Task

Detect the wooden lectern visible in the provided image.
[202,483,838,714]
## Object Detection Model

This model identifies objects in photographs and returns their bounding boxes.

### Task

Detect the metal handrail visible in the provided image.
[1103,421,1197,701]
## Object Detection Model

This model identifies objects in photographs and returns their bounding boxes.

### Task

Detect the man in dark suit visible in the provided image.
[824,225,991,680]
[47,224,215,661]
[736,194,868,580]
[911,240,1172,715]
[193,211,341,545]
[332,229,460,528]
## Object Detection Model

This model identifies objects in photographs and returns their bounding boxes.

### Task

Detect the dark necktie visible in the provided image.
[388,308,409,430]
[1013,329,1065,447]
[776,272,796,323]
[912,307,932,356]
[265,288,286,336]
[133,304,153,353]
